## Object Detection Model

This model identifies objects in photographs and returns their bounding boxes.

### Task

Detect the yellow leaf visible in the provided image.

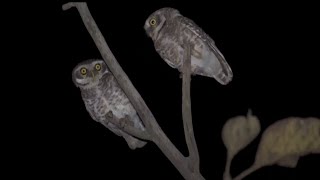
[222,109,260,180]
[222,109,261,158]
[254,117,320,168]
[233,117,320,180]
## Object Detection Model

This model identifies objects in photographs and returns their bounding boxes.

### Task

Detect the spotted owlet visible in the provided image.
[144,7,233,85]
[72,59,147,149]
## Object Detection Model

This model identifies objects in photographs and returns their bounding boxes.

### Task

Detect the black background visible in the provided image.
[7,1,319,179]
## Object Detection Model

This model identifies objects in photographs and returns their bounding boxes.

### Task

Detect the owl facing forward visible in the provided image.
[144,7,233,85]
[72,59,147,149]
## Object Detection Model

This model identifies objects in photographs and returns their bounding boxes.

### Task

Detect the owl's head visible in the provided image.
[144,7,180,41]
[72,59,109,89]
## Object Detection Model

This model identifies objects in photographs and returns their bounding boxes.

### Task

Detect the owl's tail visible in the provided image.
[123,133,147,150]
[194,53,233,85]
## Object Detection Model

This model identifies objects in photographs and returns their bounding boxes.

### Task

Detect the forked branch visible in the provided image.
[63,2,204,180]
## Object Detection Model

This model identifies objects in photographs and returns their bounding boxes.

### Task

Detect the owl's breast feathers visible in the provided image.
[81,75,144,129]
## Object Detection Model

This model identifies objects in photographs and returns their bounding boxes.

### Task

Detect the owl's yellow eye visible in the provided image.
[95,63,101,71]
[149,18,157,26]
[80,68,87,75]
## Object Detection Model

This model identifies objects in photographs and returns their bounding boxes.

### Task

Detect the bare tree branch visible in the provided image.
[182,44,200,173]
[63,2,205,180]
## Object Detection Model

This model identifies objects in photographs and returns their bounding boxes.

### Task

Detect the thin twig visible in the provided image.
[223,154,232,180]
[233,165,260,180]
[62,2,205,180]
[182,44,200,173]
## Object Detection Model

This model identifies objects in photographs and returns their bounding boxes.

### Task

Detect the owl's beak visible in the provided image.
[91,71,95,81]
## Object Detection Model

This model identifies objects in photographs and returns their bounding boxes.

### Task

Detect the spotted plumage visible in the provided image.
[72,59,147,149]
[144,7,233,85]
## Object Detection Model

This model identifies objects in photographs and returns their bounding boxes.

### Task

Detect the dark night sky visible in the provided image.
[7,1,319,180]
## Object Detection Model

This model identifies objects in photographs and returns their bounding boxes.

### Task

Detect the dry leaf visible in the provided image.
[254,117,320,168]
[222,109,261,158]
[233,117,320,180]
[222,109,261,180]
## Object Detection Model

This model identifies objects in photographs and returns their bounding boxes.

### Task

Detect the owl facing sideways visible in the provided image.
[144,7,233,85]
[72,59,147,149]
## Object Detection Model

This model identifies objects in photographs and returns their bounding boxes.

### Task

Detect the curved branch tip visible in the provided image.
[62,2,86,11]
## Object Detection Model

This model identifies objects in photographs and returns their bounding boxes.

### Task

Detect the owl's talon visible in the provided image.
[119,115,134,129]
[119,118,126,129]
[107,111,113,118]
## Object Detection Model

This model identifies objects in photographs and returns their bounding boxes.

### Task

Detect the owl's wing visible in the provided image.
[156,47,177,69]
[103,121,123,137]
[178,16,233,85]
[83,103,100,122]
[122,133,147,150]
[104,121,147,149]
[164,57,177,69]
